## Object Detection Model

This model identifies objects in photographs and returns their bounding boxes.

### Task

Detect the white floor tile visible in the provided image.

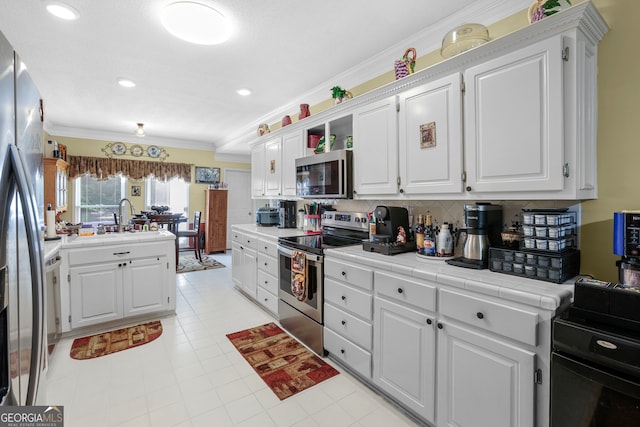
[44,252,420,427]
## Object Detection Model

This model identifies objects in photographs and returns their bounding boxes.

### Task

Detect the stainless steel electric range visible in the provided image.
[277,211,369,355]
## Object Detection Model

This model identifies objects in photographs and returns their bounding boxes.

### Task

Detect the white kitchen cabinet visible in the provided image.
[256,238,279,316]
[398,73,463,195]
[373,296,436,424]
[264,137,282,197]
[123,257,168,317]
[231,231,258,298]
[437,321,535,427]
[251,143,265,197]
[352,95,399,196]
[464,36,564,195]
[69,255,170,329]
[281,130,303,196]
[70,262,123,329]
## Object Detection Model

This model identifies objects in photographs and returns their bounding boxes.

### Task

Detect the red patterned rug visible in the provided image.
[226,322,339,400]
[70,320,163,360]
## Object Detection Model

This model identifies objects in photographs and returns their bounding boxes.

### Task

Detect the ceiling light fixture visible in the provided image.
[236,88,251,96]
[117,78,136,88]
[135,123,145,137]
[161,1,231,45]
[46,2,80,20]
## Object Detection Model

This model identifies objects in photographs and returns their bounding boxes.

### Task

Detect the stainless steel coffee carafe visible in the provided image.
[451,203,502,268]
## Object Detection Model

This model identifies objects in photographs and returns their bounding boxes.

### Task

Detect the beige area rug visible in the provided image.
[177,253,225,273]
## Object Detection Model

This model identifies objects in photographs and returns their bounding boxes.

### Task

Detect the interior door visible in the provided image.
[225,168,252,250]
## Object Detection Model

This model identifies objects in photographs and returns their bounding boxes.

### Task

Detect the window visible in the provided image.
[74,174,127,224]
[145,176,189,225]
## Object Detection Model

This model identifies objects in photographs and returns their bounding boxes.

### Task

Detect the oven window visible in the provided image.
[551,353,640,427]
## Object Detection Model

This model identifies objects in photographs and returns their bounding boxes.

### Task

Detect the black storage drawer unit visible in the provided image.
[489,247,580,283]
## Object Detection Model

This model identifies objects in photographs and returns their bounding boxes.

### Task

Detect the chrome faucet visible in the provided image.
[118,198,135,233]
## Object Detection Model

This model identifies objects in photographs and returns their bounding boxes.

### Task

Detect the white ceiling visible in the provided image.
[0,0,529,158]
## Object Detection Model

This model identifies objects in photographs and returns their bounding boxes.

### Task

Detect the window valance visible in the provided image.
[68,156,192,182]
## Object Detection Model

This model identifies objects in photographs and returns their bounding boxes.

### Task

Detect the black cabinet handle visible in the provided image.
[264,262,268,266]
[264,280,268,284]
[476,312,484,319]
[264,298,268,302]
[426,319,432,325]
[341,295,346,301]
[341,320,346,325]
[437,323,443,329]
[341,271,346,276]
[466,186,472,191]
[399,188,404,194]
[397,288,404,294]
[340,349,345,354]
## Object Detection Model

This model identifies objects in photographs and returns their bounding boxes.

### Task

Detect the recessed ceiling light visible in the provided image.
[117,78,136,88]
[46,2,80,20]
[135,123,145,137]
[236,88,251,96]
[161,1,231,45]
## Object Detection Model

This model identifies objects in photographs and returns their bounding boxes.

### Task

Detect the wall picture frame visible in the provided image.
[195,166,220,184]
[131,185,141,196]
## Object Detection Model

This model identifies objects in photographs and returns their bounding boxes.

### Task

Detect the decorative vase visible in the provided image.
[257,123,270,136]
[528,0,571,24]
[281,115,292,127]
[299,104,310,120]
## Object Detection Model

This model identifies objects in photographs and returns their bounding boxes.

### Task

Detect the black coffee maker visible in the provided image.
[362,206,414,255]
[447,203,502,269]
[278,200,297,228]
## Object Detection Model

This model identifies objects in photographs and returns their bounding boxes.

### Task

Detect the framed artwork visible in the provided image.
[195,166,220,184]
[420,121,437,149]
[131,185,141,196]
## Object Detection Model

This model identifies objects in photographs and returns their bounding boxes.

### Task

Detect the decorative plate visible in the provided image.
[111,142,126,155]
[130,144,143,157]
[147,145,161,158]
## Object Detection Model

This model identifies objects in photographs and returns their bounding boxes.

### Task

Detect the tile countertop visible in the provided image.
[43,229,175,255]
[326,245,574,312]
[232,224,306,240]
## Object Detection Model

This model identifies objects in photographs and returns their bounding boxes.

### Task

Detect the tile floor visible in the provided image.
[45,252,422,427]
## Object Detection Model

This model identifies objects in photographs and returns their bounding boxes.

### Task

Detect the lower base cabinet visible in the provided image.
[436,321,535,427]
[69,256,170,329]
[373,296,436,424]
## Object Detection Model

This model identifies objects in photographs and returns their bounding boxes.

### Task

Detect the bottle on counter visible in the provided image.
[423,215,436,256]
[415,214,425,254]
[369,213,376,240]
[437,222,453,257]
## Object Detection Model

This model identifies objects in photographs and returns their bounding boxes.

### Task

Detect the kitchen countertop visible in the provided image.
[326,245,574,311]
[232,224,306,240]
[44,229,175,255]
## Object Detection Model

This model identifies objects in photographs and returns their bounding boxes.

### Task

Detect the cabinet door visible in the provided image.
[123,257,168,317]
[70,263,123,329]
[398,73,463,195]
[241,247,258,298]
[251,143,265,197]
[437,321,535,427]
[281,130,303,196]
[373,297,435,423]
[353,96,399,196]
[464,36,564,194]
[231,241,243,287]
[264,137,282,197]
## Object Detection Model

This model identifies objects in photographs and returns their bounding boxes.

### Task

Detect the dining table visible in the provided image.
[133,213,187,266]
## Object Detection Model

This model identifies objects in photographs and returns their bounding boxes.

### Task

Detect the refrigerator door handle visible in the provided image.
[7,144,45,405]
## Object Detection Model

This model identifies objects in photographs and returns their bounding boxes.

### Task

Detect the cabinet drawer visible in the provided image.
[440,289,539,346]
[66,242,167,266]
[257,252,277,275]
[325,303,373,351]
[258,239,278,257]
[375,271,436,313]
[325,259,373,291]
[325,278,373,320]
[324,327,372,379]
[257,269,278,295]
[231,231,257,249]
[256,287,278,316]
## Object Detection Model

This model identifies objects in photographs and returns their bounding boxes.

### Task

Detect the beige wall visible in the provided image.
[49,135,249,222]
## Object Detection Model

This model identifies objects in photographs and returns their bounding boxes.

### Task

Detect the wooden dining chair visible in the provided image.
[176,211,202,262]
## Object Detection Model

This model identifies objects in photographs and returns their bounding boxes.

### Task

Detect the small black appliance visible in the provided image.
[447,203,502,269]
[362,206,415,255]
[278,200,297,229]
[256,206,279,226]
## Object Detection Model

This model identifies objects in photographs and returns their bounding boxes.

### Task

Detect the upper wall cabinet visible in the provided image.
[251,142,265,198]
[251,130,304,199]
[281,130,303,197]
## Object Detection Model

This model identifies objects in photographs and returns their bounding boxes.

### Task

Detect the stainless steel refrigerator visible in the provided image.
[0,30,46,406]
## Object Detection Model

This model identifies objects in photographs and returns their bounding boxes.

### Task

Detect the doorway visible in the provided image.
[224,168,253,249]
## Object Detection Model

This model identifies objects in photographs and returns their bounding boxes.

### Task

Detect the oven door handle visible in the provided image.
[278,246,323,264]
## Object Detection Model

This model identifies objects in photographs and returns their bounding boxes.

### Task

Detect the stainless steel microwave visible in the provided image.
[295,150,352,199]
